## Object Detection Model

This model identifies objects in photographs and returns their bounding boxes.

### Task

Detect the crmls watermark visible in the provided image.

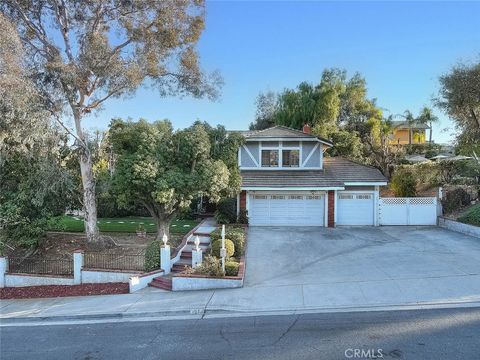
[345,348,384,359]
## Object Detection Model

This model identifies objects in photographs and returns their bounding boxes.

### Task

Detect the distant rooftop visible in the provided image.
[391,121,430,130]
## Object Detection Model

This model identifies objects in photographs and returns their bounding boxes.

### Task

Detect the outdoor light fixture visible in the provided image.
[220,224,226,272]
[162,233,168,247]
[194,235,200,251]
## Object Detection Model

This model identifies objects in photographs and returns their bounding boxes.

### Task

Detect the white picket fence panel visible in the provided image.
[379,197,438,226]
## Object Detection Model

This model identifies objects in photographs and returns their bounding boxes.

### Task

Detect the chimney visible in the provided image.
[303,124,311,134]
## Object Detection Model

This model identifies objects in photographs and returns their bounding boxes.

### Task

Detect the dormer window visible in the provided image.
[261,149,279,167]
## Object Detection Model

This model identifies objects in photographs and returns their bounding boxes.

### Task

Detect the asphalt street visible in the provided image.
[2,307,480,360]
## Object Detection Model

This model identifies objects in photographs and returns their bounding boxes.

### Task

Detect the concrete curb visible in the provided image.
[3,300,480,326]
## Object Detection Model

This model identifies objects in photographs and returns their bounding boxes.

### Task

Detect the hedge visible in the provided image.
[458,203,480,227]
[144,240,161,272]
[211,239,235,258]
[225,260,240,276]
[210,227,245,257]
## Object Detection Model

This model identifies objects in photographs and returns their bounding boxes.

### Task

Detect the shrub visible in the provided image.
[210,239,235,258]
[424,148,438,159]
[144,240,161,272]
[442,188,471,214]
[237,209,249,224]
[390,167,417,197]
[214,198,237,224]
[214,210,231,225]
[458,203,480,226]
[210,227,245,257]
[194,255,224,277]
[225,260,240,276]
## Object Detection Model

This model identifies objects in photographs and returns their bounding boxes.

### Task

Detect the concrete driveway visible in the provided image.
[243,226,480,308]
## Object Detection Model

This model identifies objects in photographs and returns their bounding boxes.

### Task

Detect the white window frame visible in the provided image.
[260,141,302,169]
[242,141,323,170]
[281,148,301,168]
[240,139,326,170]
[260,148,280,168]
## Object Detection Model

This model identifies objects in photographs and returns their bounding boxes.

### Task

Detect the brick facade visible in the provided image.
[240,191,247,211]
[328,190,335,227]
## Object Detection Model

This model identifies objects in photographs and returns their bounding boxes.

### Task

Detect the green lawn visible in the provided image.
[49,216,199,235]
[458,203,480,227]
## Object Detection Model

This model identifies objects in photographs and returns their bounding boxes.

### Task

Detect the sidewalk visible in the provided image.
[3,274,480,325]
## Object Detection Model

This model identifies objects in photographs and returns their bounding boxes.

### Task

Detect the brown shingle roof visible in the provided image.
[241,170,343,188]
[323,157,387,183]
[241,157,387,188]
[233,126,333,146]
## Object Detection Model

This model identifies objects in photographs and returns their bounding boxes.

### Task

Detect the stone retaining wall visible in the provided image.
[438,217,480,238]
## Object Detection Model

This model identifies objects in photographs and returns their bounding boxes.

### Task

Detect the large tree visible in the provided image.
[195,121,245,194]
[110,120,232,240]
[249,68,383,162]
[1,0,221,242]
[363,116,404,178]
[437,60,480,154]
[0,14,73,248]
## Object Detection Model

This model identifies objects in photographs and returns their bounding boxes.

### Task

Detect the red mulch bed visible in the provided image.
[0,283,129,300]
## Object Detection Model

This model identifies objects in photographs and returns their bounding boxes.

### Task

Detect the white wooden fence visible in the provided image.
[378,197,438,226]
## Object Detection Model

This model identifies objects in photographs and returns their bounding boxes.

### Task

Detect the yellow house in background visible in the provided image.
[388,121,431,145]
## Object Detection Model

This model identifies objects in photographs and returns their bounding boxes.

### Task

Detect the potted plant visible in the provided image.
[136,224,146,238]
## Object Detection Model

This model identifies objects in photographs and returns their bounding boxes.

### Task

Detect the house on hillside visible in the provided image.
[388,121,431,145]
[234,125,388,227]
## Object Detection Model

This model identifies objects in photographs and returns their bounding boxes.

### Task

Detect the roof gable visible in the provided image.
[242,126,333,146]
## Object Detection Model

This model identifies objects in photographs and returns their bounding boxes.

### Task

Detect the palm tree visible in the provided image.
[401,110,416,145]
[417,107,439,143]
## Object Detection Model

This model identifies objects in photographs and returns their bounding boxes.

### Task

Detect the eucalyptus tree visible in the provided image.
[1,0,221,242]
[0,14,73,247]
[110,120,231,240]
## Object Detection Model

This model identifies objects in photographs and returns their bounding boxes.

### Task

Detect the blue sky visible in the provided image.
[82,1,480,144]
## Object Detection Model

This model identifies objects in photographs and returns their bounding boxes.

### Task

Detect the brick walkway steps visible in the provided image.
[172,263,189,273]
[148,218,216,291]
[148,276,172,291]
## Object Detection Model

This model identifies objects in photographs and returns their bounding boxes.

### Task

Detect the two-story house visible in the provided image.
[235,125,387,227]
[388,121,430,145]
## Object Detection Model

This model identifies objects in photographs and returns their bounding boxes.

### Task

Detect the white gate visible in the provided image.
[379,197,438,225]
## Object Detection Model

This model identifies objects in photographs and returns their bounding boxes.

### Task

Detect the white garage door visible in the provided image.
[249,192,325,226]
[337,192,375,225]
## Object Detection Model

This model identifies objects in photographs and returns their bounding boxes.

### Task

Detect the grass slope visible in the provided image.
[458,203,480,227]
[49,216,199,235]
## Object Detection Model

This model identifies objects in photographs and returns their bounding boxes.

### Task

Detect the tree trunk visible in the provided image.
[79,150,99,242]
[408,129,412,145]
[429,122,433,143]
[72,109,99,242]
[155,218,171,243]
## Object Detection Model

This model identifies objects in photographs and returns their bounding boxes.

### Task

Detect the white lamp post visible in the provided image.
[194,235,200,251]
[160,232,171,274]
[192,235,202,268]
[220,224,226,273]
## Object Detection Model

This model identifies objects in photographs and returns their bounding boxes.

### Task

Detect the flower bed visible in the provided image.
[171,225,248,291]
[0,282,129,300]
